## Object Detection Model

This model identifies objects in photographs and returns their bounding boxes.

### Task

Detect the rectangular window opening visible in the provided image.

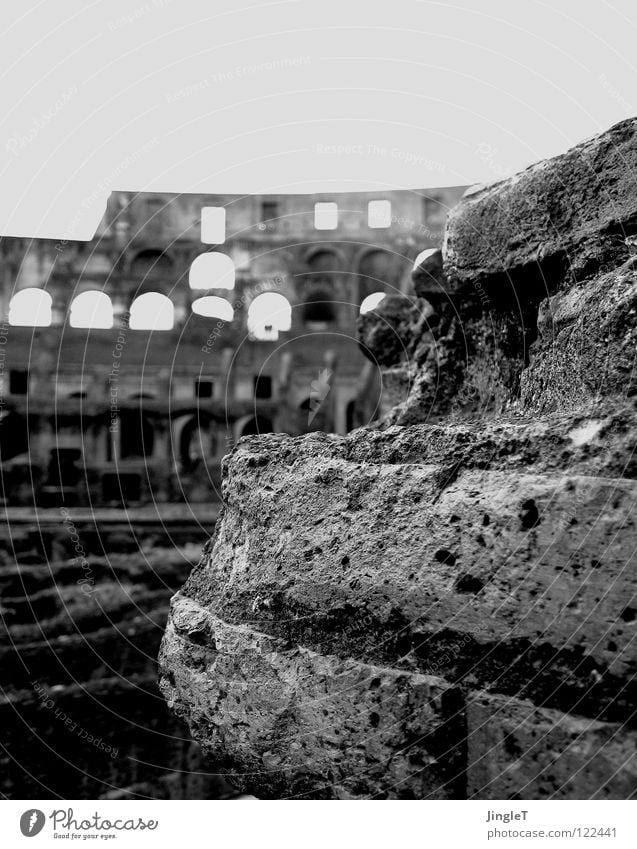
[368,200,392,228]
[9,370,28,395]
[195,379,214,399]
[201,206,226,244]
[314,202,338,230]
[254,375,272,399]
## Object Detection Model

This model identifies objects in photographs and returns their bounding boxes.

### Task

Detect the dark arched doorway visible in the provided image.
[179,416,215,472]
[130,249,173,279]
[303,289,336,326]
[118,412,155,459]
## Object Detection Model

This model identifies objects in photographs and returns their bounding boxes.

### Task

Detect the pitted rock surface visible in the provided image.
[444,117,637,289]
[160,119,637,799]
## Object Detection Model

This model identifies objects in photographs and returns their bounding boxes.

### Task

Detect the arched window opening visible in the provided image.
[179,417,214,472]
[191,296,234,321]
[189,252,235,290]
[70,291,114,329]
[129,293,174,330]
[240,416,273,437]
[247,292,291,341]
[306,250,340,287]
[360,292,387,314]
[358,249,395,280]
[357,249,404,300]
[130,249,173,279]
[307,250,340,271]
[303,289,336,325]
[8,288,52,327]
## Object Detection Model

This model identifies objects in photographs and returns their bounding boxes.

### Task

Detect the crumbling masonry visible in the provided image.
[159,118,637,799]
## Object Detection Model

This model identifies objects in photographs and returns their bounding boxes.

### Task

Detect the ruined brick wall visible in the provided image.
[158,118,637,799]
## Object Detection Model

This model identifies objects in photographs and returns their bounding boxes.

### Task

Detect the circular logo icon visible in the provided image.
[20,810,45,837]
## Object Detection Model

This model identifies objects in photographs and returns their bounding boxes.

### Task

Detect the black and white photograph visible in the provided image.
[0,0,635,844]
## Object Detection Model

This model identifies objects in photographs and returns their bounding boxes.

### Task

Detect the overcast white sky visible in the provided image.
[0,0,635,239]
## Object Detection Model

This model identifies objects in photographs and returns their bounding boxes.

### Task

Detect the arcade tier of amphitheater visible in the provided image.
[0,187,464,506]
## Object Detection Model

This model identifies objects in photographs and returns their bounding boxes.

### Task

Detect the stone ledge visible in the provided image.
[444,118,637,290]
[160,596,637,800]
[160,595,459,799]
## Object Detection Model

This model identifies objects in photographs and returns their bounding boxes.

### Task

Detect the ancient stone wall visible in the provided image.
[159,119,637,799]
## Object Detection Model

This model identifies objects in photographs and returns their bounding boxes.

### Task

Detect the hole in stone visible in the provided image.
[434,549,456,566]
[369,711,380,728]
[620,607,636,623]
[519,498,540,529]
[482,514,490,526]
[503,732,521,758]
[455,574,484,594]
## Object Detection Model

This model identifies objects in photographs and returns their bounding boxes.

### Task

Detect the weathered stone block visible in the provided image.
[160,118,637,799]
[169,432,637,723]
[161,595,461,799]
[521,265,637,412]
[445,118,637,290]
[466,692,637,800]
